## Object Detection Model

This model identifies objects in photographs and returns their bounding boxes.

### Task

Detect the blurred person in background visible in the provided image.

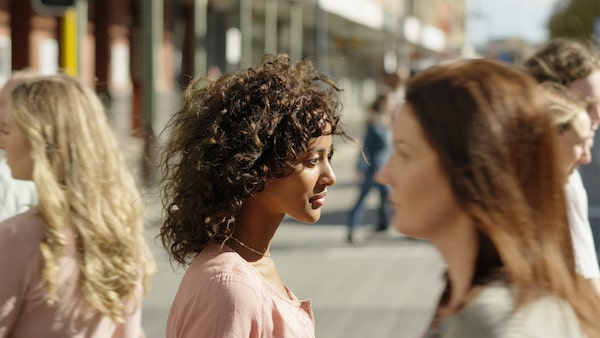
[0,73,37,221]
[160,54,346,338]
[524,38,600,296]
[377,59,600,337]
[542,82,593,180]
[543,84,597,297]
[346,94,393,244]
[0,74,155,337]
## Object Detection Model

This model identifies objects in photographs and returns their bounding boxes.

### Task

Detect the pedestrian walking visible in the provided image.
[377,59,600,337]
[159,54,346,338]
[346,94,392,244]
[524,38,600,297]
[0,74,156,337]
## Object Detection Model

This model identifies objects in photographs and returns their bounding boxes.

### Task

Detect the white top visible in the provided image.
[565,170,600,279]
[0,157,37,222]
[441,283,583,338]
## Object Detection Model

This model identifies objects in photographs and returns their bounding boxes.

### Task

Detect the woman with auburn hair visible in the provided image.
[376,59,600,337]
[0,74,155,337]
[160,54,345,337]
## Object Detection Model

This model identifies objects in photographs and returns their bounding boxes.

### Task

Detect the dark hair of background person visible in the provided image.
[160,54,347,265]
[523,38,600,86]
[370,94,388,113]
[405,59,600,335]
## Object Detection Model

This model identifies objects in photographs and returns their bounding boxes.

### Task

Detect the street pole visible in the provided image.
[315,0,328,74]
[60,0,87,80]
[61,7,77,77]
[240,0,252,67]
[194,0,207,77]
[290,0,303,62]
[75,0,87,81]
[265,0,277,55]
[141,0,163,186]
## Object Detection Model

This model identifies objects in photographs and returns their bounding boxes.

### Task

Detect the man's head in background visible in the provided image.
[524,38,600,164]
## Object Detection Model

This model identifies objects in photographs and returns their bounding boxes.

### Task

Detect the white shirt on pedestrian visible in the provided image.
[0,156,37,221]
[565,170,600,279]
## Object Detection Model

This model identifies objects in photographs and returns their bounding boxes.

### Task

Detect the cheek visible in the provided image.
[5,136,19,157]
[392,168,460,238]
[375,161,392,185]
[558,140,579,166]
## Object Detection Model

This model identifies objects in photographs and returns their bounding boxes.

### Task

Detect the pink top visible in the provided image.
[166,243,315,338]
[0,208,144,338]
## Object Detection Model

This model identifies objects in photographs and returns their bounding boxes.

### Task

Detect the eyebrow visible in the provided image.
[393,139,412,147]
[581,95,599,104]
[308,145,333,153]
[396,139,420,154]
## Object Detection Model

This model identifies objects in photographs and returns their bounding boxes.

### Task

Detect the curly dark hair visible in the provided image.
[523,38,600,86]
[160,54,345,265]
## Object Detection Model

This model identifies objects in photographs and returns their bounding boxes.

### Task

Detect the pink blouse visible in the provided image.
[0,208,144,338]
[166,243,315,338]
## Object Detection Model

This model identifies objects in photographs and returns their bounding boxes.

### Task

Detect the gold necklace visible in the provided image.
[230,236,270,257]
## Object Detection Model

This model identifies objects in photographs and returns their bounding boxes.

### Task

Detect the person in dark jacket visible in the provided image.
[346,94,393,244]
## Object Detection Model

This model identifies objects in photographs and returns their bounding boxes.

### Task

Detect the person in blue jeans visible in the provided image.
[347,94,393,244]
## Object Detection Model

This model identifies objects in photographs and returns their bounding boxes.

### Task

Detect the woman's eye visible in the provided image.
[306,157,319,166]
[395,149,408,159]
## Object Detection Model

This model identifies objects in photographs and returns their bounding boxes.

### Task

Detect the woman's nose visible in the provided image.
[321,160,336,186]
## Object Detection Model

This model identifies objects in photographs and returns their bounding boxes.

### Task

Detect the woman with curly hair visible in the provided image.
[160,54,345,338]
[0,74,155,337]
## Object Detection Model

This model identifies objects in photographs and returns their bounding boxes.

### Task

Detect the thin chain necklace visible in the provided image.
[230,236,270,257]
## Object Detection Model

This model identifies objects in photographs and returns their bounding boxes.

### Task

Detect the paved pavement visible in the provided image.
[139,140,446,338]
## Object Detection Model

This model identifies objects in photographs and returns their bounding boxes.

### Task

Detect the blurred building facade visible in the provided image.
[0,0,467,135]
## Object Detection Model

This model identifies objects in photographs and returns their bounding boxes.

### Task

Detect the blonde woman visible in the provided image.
[524,39,600,299]
[0,74,37,221]
[543,82,593,180]
[0,74,155,337]
[542,82,599,299]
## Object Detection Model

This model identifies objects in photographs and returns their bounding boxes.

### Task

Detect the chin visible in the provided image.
[393,219,419,238]
[293,211,321,224]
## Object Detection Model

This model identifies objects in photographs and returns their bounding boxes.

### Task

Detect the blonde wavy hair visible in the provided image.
[540,81,587,132]
[10,74,155,322]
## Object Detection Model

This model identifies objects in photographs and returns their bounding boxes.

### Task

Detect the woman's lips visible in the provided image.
[309,192,327,207]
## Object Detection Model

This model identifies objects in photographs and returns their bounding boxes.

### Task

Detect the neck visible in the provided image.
[230,236,270,256]
[430,217,479,311]
[229,201,283,261]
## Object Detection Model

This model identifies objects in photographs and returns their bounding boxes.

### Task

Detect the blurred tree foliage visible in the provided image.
[548,0,600,45]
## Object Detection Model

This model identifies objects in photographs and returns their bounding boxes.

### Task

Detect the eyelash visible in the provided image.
[304,151,334,166]
[395,150,409,160]
[306,157,319,165]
